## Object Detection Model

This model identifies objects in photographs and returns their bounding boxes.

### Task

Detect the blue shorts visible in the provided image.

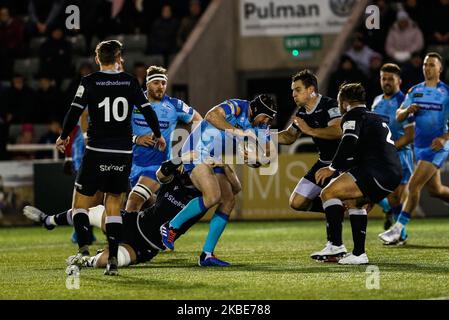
[398,149,414,184]
[129,164,160,187]
[414,146,449,169]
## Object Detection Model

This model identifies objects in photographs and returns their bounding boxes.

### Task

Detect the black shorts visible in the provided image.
[348,166,402,204]
[304,159,339,188]
[75,149,132,196]
[121,211,159,264]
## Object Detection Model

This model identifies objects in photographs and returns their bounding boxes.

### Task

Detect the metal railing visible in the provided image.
[6,144,60,160]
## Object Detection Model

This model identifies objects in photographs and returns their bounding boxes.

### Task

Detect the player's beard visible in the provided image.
[148,89,164,101]
[382,85,393,96]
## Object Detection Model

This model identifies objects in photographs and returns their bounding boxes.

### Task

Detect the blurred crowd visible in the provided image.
[2,0,449,161]
[328,0,449,108]
[0,0,210,160]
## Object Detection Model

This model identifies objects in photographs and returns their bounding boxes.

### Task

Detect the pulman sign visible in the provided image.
[240,0,356,37]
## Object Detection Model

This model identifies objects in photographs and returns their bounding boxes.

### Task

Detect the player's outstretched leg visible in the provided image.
[23,206,73,230]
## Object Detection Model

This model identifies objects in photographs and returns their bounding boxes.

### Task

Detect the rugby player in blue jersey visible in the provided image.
[126,66,202,212]
[371,63,414,243]
[379,52,449,244]
[160,95,277,266]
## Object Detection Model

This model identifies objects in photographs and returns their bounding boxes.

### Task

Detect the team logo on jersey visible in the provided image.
[343,120,356,132]
[413,93,423,98]
[75,85,84,98]
[418,103,443,111]
[134,119,149,127]
[328,107,341,118]
[182,102,191,114]
[159,121,170,129]
[100,164,125,172]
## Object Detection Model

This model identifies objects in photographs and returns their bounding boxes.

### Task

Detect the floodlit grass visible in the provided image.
[1,219,449,300]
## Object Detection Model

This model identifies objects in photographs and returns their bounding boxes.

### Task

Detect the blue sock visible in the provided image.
[203,211,229,254]
[392,205,402,222]
[170,197,206,230]
[401,226,408,239]
[378,198,391,213]
[397,211,411,226]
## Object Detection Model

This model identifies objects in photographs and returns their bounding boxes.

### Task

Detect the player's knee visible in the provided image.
[203,188,221,207]
[320,187,334,202]
[289,195,309,211]
[131,183,153,204]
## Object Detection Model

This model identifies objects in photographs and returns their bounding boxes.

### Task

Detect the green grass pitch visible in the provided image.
[1,219,449,300]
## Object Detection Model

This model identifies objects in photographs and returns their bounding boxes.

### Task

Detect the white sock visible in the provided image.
[45,216,57,226]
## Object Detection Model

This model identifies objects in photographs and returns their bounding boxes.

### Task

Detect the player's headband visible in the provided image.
[146,74,168,84]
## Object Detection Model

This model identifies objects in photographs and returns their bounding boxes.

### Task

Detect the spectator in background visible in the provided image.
[133,61,147,90]
[0,6,24,80]
[0,105,11,160]
[362,0,397,57]
[34,73,64,124]
[365,53,384,107]
[385,11,424,64]
[27,0,64,37]
[427,0,449,58]
[65,62,94,106]
[4,74,36,124]
[401,52,424,91]
[403,0,428,36]
[327,55,367,99]
[147,4,180,67]
[345,32,380,76]
[14,123,35,160]
[36,119,62,159]
[177,0,202,49]
[39,27,73,83]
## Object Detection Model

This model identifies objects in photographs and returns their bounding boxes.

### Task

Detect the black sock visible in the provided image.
[323,199,344,246]
[350,214,367,256]
[325,220,331,242]
[105,216,123,261]
[53,210,70,226]
[72,209,90,253]
[310,197,324,213]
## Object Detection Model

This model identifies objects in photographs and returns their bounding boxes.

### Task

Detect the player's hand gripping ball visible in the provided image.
[238,139,262,168]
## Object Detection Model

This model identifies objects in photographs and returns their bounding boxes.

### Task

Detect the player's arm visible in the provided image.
[329,122,358,172]
[396,104,418,123]
[431,132,449,151]
[156,158,182,184]
[297,117,342,140]
[57,80,88,152]
[276,122,301,145]
[395,124,414,150]
[156,151,198,183]
[205,105,237,131]
[396,89,419,123]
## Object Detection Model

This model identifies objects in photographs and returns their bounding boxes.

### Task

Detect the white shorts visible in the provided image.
[293,178,322,200]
